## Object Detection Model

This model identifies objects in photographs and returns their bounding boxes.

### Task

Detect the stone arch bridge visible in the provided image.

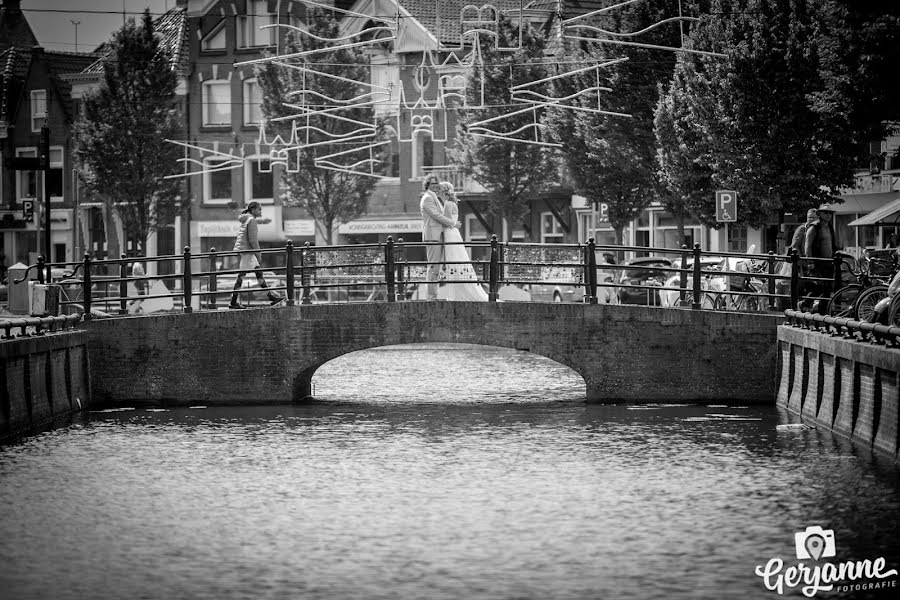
[87,302,779,405]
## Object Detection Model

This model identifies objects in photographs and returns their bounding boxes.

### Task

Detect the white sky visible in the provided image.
[21,1,174,53]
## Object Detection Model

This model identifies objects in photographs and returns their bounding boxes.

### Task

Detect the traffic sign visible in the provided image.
[22,199,34,222]
[597,202,609,223]
[716,190,737,222]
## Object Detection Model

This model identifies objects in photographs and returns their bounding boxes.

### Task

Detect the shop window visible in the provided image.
[541,212,564,244]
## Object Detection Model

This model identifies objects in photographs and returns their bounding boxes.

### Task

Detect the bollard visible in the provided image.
[767,251,776,311]
[692,244,702,310]
[83,253,92,322]
[119,253,128,315]
[385,236,395,302]
[182,246,193,314]
[488,235,499,302]
[301,242,311,305]
[209,247,218,310]
[285,241,295,306]
[790,249,800,312]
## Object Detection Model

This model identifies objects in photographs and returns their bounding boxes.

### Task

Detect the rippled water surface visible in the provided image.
[1,344,899,600]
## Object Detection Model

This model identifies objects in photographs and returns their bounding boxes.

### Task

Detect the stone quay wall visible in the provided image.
[0,331,91,439]
[777,325,900,461]
[86,302,780,406]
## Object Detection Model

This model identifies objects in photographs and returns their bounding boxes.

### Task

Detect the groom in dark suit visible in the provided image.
[420,175,458,300]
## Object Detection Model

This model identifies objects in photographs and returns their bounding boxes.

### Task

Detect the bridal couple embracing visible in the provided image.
[419,175,489,302]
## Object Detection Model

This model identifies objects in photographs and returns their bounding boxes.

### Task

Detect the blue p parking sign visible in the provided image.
[716,190,737,222]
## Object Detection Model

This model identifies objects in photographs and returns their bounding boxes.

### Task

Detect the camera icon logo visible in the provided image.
[795,526,836,561]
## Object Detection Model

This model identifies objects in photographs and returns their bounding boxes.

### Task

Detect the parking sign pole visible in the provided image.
[40,125,51,282]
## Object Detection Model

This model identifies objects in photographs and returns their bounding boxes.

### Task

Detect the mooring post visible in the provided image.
[118,253,128,315]
[488,235,499,302]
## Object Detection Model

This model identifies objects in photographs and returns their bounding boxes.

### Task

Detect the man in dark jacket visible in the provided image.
[803,207,839,309]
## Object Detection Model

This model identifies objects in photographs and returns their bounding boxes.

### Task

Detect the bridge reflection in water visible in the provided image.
[2,344,899,600]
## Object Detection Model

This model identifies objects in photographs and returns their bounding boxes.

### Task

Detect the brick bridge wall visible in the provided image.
[1,331,92,439]
[87,302,779,405]
[776,325,900,462]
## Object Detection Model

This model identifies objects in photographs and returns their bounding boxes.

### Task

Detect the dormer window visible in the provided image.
[201,20,226,51]
[237,0,276,48]
[30,90,47,132]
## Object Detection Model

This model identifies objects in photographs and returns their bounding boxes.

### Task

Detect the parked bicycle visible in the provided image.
[826,250,897,321]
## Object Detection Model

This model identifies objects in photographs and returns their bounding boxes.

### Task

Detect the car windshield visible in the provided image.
[624,261,670,278]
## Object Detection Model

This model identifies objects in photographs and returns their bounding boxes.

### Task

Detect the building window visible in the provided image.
[411,132,433,180]
[30,90,47,132]
[727,225,748,252]
[16,148,37,200]
[245,157,274,204]
[243,78,262,125]
[540,212,564,243]
[202,81,231,126]
[48,147,63,202]
[201,20,226,51]
[203,159,232,205]
[237,0,276,48]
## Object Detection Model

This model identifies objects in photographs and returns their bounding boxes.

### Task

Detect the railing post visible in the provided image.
[396,238,406,301]
[692,243,702,310]
[82,253,92,322]
[285,241,295,306]
[767,251,776,311]
[587,238,598,304]
[209,247,218,310]
[301,242,312,305]
[790,249,800,311]
[385,236,396,302]
[37,255,45,284]
[182,245,193,314]
[679,244,689,306]
[118,253,128,315]
[832,252,842,295]
[488,234,499,302]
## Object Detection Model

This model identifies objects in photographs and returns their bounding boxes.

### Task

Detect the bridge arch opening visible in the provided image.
[299,343,586,404]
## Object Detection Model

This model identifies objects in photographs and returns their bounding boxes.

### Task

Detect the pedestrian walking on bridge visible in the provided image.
[229,202,283,309]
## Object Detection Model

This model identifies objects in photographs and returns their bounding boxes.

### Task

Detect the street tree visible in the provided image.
[74,10,183,257]
[545,0,686,247]
[655,0,900,231]
[256,10,385,244]
[451,16,558,236]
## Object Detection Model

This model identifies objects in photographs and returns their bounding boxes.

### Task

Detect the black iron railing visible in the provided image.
[10,238,844,321]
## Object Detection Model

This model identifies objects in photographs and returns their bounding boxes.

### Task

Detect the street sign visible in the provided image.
[597,202,609,223]
[715,190,737,222]
[22,199,34,222]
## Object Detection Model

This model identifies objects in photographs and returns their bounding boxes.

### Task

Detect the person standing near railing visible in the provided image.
[420,175,458,301]
[803,207,839,311]
[229,202,283,309]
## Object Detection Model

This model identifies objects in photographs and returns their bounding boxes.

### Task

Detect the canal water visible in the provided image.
[1,344,898,600]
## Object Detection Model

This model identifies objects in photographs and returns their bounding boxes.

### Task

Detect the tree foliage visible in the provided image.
[451,16,558,232]
[74,10,183,255]
[655,0,900,229]
[256,10,384,244]
[545,0,685,245]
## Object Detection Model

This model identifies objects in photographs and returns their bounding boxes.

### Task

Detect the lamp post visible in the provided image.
[70,19,80,52]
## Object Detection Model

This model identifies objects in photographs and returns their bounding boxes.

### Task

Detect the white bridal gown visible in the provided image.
[441,200,489,302]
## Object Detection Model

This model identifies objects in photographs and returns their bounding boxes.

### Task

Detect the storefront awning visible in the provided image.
[848,197,900,227]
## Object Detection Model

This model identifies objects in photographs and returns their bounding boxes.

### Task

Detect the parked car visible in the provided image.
[659,257,722,307]
[618,257,675,306]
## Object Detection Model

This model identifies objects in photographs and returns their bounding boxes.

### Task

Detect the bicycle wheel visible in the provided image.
[826,284,862,318]
[854,285,889,322]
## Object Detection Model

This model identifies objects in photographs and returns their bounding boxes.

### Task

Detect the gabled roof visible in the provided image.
[400,0,535,45]
[0,2,38,52]
[82,8,190,77]
[0,45,29,122]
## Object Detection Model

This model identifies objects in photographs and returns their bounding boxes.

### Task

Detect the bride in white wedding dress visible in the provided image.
[439,182,489,302]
